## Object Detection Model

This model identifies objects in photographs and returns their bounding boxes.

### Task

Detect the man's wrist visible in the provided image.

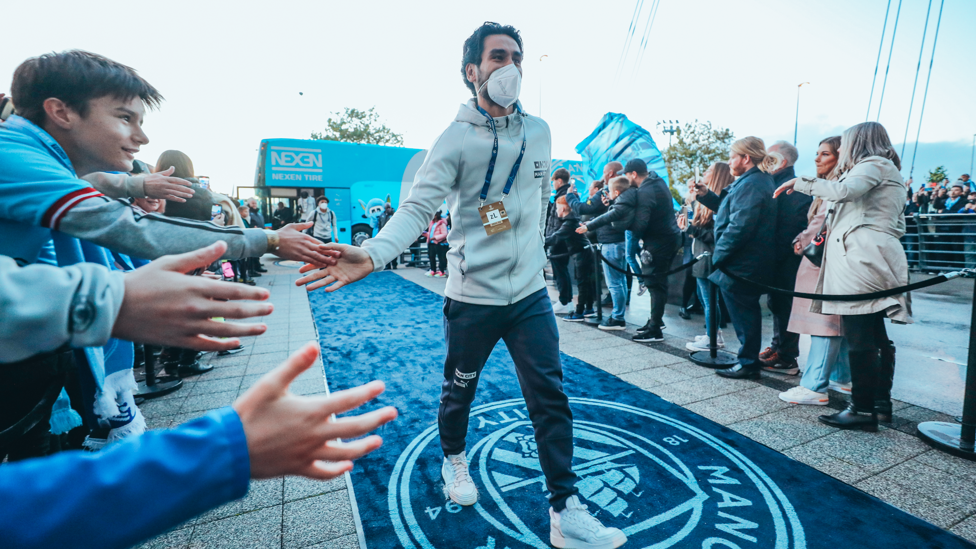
[264,230,280,253]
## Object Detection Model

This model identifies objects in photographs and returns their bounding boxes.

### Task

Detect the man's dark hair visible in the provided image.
[301,191,309,199]
[317,196,329,204]
[11,50,162,127]
[460,22,523,96]
[552,168,570,184]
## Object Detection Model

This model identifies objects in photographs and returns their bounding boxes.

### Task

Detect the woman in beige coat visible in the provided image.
[775,122,910,432]
[778,136,853,407]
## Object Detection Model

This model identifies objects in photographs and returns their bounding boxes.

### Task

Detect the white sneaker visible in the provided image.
[829,381,852,394]
[550,495,627,549]
[685,331,724,351]
[442,453,478,506]
[552,301,573,315]
[778,386,829,406]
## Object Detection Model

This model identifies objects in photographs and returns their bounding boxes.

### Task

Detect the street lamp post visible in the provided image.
[539,55,548,117]
[794,82,810,146]
[970,133,975,176]
[657,120,679,147]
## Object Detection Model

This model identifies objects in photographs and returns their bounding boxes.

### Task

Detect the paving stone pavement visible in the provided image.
[137,263,976,547]
[136,258,361,549]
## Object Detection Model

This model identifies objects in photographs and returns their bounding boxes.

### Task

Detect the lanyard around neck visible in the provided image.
[477,105,526,206]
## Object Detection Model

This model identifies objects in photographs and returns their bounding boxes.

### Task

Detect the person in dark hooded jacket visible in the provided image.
[545,169,574,313]
[546,196,595,321]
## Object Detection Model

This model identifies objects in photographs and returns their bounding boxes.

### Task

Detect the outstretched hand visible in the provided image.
[141,166,195,202]
[575,223,589,235]
[773,179,797,199]
[276,223,341,266]
[296,243,374,292]
[234,342,397,479]
[113,242,272,350]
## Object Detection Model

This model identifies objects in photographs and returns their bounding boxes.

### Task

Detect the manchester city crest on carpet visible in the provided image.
[389,398,805,549]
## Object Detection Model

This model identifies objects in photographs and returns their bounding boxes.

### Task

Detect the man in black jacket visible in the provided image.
[566,163,617,307]
[760,142,811,374]
[696,138,779,380]
[578,176,636,330]
[546,169,574,314]
[626,159,681,343]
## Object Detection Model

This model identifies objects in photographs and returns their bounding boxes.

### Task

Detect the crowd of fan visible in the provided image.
[542,125,913,433]
[0,50,396,549]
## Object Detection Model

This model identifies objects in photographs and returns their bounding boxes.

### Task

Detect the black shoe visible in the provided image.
[637,320,666,333]
[678,307,692,320]
[249,271,262,278]
[633,326,664,343]
[177,360,215,377]
[874,399,893,423]
[687,305,705,315]
[217,345,245,357]
[716,365,761,380]
[819,404,878,432]
[598,318,627,331]
[255,266,268,273]
[761,356,800,376]
[241,279,256,286]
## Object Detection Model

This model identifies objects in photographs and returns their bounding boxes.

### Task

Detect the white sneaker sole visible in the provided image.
[685,342,724,351]
[778,393,828,406]
[598,324,626,331]
[551,528,627,549]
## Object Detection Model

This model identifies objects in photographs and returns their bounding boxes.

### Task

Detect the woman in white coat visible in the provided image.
[775,122,911,432]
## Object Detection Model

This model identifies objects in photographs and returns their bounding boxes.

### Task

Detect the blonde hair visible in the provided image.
[154,150,195,179]
[213,193,243,228]
[609,176,631,195]
[693,162,734,228]
[730,136,782,174]
[837,121,901,173]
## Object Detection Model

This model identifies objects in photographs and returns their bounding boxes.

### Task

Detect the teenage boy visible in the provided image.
[545,196,595,321]
[0,50,335,269]
[297,22,627,549]
[577,176,638,331]
[546,168,574,314]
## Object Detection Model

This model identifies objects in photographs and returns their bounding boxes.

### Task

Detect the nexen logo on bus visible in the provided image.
[271,151,322,169]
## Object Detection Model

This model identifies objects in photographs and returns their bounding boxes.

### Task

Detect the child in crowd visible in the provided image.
[545,196,595,321]
[576,176,638,330]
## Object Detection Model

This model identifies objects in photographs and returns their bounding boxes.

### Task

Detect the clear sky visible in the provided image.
[2,0,973,195]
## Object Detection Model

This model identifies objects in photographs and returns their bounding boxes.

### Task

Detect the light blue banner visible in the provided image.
[575,113,669,186]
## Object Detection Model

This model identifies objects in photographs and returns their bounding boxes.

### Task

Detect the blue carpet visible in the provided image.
[310,272,973,549]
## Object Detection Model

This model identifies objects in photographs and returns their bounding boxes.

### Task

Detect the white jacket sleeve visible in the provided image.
[361,128,461,271]
[0,256,124,363]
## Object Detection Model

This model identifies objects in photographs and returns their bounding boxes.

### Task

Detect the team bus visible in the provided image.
[249,138,427,246]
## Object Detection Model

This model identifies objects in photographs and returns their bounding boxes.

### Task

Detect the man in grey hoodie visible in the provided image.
[297,21,627,549]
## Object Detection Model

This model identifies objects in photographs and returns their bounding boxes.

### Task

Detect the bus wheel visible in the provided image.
[351,224,373,247]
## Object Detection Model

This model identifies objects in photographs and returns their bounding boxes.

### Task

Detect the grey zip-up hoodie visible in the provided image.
[362,99,551,306]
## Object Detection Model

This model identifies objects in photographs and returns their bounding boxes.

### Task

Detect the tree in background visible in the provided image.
[311,107,404,146]
[663,121,734,201]
[927,165,949,187]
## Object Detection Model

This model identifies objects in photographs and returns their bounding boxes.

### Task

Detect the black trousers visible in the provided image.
[843,312,890,409]
[439,288,578,511]
[767,256,803,360]
[642,234,681,327]
[428,242,448,272]
[0,351,73,461]
[721,286,764,370]
[573,251,595,313]
[551,255,573,306]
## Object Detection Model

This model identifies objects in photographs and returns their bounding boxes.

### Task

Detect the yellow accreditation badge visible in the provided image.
[478,201,512,236]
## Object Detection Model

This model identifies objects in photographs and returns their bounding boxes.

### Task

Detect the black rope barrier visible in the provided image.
[716,266,972,301]
[595,250,706,279]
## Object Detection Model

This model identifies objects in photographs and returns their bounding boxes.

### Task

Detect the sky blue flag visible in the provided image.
[575,112,670,186]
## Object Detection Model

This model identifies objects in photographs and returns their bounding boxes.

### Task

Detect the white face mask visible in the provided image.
[319,203,329,211]
[477,63,521,109]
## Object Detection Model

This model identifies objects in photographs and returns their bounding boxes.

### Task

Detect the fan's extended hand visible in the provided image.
[296,243,374,292]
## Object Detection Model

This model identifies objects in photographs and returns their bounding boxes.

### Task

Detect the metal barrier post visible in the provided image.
[918,275,976,460]
[689,280,738,368]
[588,244,603,325]
[916,214,930,272]
[135,345,182,399]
